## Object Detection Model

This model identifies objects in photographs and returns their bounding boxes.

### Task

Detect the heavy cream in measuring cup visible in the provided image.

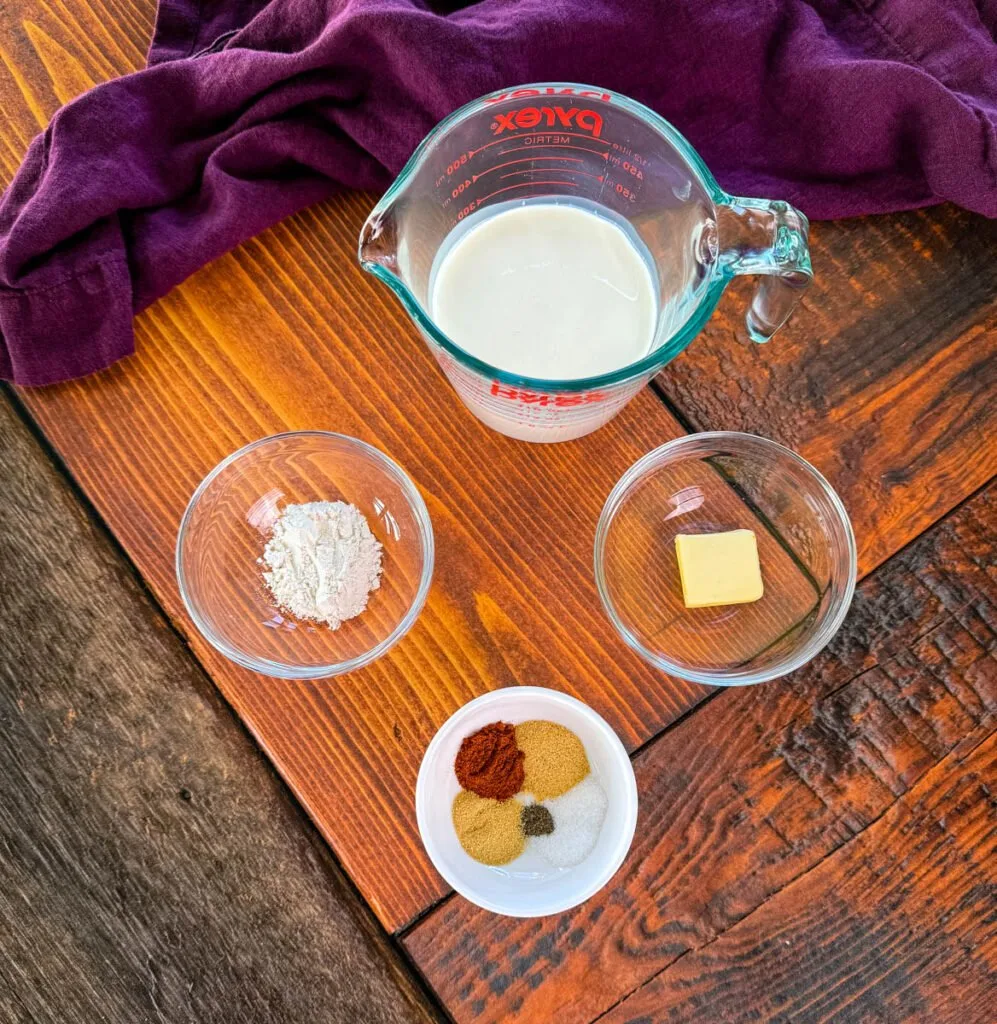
[430,201,657,380]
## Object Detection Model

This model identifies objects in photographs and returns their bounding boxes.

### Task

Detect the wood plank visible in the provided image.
[598,729,997,1024]
[0,392,441,1024]
[0,0,704,931]
[405,481,996,1023]
[656,205,997,575]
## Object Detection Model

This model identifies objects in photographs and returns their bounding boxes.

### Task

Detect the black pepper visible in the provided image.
[521,803,554,837]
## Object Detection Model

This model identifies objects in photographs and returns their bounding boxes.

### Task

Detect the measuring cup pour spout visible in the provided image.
[358,207,399,277]
[359,196,430,329]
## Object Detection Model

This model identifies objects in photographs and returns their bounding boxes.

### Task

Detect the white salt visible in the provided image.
[529,775,608,868]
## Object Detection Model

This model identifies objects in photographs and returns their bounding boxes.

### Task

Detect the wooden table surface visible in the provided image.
[1,0,995,1021]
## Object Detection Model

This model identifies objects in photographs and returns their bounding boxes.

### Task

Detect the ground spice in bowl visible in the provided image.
[454,721,524,800]
[451,790,524,865]
[521,803,554,836]
[450,717,608,870]
[515,720,589,800]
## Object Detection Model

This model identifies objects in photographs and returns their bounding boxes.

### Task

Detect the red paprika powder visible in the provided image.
[455,721,525,800]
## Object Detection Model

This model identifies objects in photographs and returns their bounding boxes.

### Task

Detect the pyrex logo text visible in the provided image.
[490,383,607,406]
[490,106,603,138]
[485,88,609,138]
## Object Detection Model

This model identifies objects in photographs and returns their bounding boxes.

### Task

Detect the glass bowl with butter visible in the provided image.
[594,432,856,686]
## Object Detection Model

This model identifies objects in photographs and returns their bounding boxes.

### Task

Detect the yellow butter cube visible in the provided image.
[674,530,764,608]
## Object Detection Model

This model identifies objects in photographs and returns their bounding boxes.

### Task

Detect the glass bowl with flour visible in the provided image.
[176,432,434,679]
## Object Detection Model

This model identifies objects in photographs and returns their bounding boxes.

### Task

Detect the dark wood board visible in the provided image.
[405,482,996,1024]
[0,393,441,1024]
[598,728,997,1023]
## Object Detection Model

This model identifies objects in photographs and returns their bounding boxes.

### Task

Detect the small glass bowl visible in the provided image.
[594,432,856,686]
[176,432,434,679]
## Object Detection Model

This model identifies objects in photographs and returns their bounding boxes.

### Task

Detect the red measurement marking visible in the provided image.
[610,144,649,166]
[476,181,579,204]
[469,133,616,157]
[497,144,610,161]
[500,169,604,183]
[471,156,584,183]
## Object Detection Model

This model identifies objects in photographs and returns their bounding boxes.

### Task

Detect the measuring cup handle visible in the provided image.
[717,197,812,343]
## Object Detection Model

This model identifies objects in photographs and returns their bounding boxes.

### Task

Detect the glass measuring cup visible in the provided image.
[359,83,812,443]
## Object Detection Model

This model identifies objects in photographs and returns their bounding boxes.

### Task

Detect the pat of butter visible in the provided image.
[675,530,764,608]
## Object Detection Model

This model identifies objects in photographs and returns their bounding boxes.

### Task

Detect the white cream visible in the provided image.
[430,202,657,380]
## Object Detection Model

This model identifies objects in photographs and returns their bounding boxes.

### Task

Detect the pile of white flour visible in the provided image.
[261,501,383,629]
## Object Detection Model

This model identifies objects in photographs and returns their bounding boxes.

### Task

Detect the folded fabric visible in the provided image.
[1,0,995,386]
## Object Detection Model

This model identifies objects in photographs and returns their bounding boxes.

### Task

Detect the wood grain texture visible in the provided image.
[600,727,997,1024]
[656,205,997,574]
[405,482,996,1024]
[0,393,441,1024]
[0,0,704,931]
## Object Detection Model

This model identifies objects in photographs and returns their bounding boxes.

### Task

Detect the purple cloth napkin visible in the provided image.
[1,0,995,386]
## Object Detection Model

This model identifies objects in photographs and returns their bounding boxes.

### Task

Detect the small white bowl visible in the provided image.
[416,687,638,917]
